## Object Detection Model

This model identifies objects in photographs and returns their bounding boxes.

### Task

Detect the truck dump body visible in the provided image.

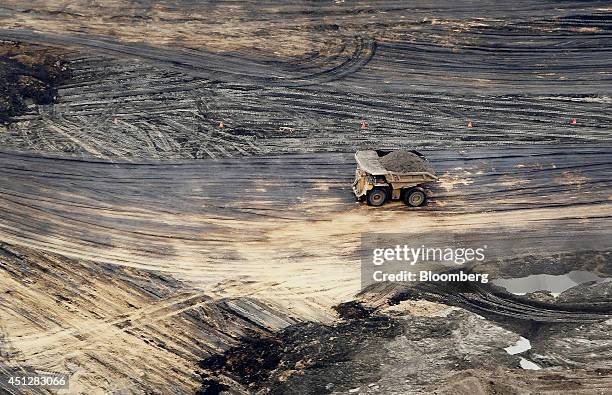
[355,150,436,177]
[354,150,388,175]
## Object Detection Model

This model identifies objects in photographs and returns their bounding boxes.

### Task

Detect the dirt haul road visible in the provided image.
[0,1,610,158]
[1,145,611,393]
[0,0,610,394]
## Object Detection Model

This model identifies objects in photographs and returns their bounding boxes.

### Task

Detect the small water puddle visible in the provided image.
[503,336,541,370]
[519,358,541,370]
[492,270,610,296]
[504,336,531,354]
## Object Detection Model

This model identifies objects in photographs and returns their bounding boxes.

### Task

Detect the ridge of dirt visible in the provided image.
[0,41,70,123]
[196,309,525,394]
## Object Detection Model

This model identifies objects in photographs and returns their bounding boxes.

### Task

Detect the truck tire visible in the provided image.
[367,188,387,207]
[404,188,427,207]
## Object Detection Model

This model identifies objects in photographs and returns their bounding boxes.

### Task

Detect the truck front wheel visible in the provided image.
[404,188,427,207]
[367,188,387,207]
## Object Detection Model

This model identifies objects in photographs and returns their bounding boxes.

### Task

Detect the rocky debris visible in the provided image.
[379,150,432,173]
[386,273,612,325]
[556,280,612,304]
[197,309,522,394]
[197,295,612,394]
[199,335,283,385]
[530,319,612,371]
[198,317,403,394]
[520,280,612,305]
[524,290,558,304]
[380,299,450,317]
[431,367,612,394]
[333,300,375,319]
[472,250,612,280]
[0,41,70,123]
[357,261,612,335]
[195,378,229,395]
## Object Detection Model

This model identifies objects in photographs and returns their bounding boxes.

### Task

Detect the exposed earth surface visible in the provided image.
[0,1,610,394]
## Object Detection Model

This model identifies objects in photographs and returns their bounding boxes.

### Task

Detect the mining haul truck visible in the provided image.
[352,149,438,207]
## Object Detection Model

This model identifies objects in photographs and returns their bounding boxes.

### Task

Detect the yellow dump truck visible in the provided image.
[352,150,438,207]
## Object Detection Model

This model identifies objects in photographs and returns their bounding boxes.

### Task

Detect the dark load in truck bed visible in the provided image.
[379,150,434,173]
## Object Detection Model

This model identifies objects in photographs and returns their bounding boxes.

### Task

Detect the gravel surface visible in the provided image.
[379,150,433,173]
[0,1,609,158]
[0,1,610,394]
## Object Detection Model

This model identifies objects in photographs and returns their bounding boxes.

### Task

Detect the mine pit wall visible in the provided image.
[0,243,311,394]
